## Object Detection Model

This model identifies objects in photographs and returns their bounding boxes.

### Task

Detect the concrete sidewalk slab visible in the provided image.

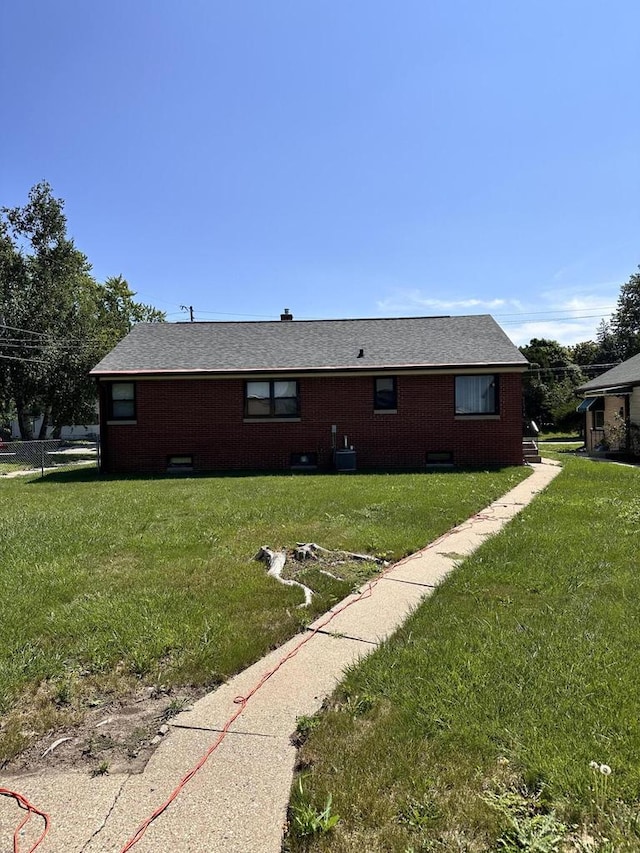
[0,462,562,853]
[0,771,127,853]
[307,580,427,645]
[169,631,368,736]
[82,730,297,853]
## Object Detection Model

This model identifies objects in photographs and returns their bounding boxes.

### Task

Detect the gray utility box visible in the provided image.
[334,449,357,472]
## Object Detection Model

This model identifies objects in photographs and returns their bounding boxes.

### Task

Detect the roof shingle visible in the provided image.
[577,352,640,393]
[90,314,528,376]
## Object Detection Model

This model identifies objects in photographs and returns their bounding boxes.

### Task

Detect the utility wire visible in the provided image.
[0,324,133,346]
[525,364,619,375]
[0,353,48,364]
[495,305,615,318]
[0,322,50,337]
[0,340,103,350]
[500,312,613,326]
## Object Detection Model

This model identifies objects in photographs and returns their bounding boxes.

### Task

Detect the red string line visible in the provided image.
[119,511,495,850]
[0,788,50,853]
[3,504,500,853]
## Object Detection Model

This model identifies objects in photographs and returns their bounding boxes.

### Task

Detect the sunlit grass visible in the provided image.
[0,465,528,763]
[286,458,640,852]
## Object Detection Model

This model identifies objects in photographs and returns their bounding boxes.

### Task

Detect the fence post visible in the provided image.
[41,441,44,478]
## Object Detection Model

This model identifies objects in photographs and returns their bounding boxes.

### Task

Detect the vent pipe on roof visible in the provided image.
[280,308,293,322]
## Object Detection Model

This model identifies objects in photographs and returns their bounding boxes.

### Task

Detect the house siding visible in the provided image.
[630,388,640,426]
[99,373,524,474]
[585,395,627,453]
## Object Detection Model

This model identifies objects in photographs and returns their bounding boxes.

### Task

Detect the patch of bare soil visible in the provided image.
[2,684,208,779]
[2,546,383,780]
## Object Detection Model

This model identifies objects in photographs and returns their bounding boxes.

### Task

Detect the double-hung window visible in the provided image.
[108,382,136,420]
[245,380,299,418]
[455,375,498,415]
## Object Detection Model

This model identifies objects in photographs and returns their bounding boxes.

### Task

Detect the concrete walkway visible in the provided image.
[0,462,562,853]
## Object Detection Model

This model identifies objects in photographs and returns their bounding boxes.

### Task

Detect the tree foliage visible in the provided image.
[0,182,164,438]
[520,338,586,431]
[610,266,640,360]
[521,264,640,433]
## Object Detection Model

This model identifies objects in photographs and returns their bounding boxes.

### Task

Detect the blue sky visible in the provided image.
[2,1,638,346]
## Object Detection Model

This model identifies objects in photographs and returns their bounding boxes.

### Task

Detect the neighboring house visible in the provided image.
[90,312,529,474]
[10,412,99,441]
[577,352,640,456]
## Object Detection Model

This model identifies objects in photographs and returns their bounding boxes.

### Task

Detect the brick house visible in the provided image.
[90,313,529,474]
[576,352,640,456]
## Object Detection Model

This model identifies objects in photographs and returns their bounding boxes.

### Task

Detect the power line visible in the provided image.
[500,312,613,326]
[0,323,133,347]
[0,353,47,364]
[0,322,49,338]
[188,309,284,320]
[495,305,615,318]
[525,363,619,375]
[189,306,617,324]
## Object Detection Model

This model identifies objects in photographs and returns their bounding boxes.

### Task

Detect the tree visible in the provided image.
[0,182,165,438]
[610,266,640,360]
[569,325,622,383]
[520,338,585,431]
[94,274,165,351]
[568,339,600,368]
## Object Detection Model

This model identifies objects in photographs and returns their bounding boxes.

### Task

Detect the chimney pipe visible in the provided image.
[280,308,293,322]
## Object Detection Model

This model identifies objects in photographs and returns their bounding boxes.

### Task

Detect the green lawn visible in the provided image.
[0,465,528,764]
[286,458,640,852]
[539,432,582,442]
[0,463,34,474]
[539,444,584,463]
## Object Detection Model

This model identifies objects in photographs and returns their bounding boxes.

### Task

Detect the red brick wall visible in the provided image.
[100,373,524,473]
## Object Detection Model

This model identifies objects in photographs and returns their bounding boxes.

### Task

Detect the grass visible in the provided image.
[539,444,585,463]
[539,432,582,442]
[285,458,640,852]
[0,465,528,764]
[0,462,34,474]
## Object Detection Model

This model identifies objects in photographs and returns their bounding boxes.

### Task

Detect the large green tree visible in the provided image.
[610,266,640,360]
[0,182,164,438]
[520,338,586,432]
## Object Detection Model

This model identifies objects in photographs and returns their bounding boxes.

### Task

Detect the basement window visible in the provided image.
[290,452,318,470]
[167,454,193,472]
[426,451,454,464]
[108,382,136,420]
[245,380,299,418]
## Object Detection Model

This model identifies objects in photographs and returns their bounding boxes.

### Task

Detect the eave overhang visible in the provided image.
[578,384,634,396]
[91,361,529,381]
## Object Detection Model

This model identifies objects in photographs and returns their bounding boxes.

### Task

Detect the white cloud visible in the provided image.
[540,281,619,310]
[376,289,520,314]
[375,280,620,346]
[505,319,607,347]
[556,295,617,315]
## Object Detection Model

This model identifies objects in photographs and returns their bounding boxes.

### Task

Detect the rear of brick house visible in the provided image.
[90,313,529,474]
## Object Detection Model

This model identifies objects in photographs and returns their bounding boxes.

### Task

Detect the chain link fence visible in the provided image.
[0,439,99,478]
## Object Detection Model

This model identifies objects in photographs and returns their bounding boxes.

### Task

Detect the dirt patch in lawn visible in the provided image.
[1,684,208,779]
[1,549,380,779]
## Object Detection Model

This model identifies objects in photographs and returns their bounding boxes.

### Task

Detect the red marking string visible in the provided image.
[0,788,50,853]
[118,518,487,851]
[3,504,502,852]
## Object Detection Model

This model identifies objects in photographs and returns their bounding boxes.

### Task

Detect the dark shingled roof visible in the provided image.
[90,314,528,376]
[577,352,640,393]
